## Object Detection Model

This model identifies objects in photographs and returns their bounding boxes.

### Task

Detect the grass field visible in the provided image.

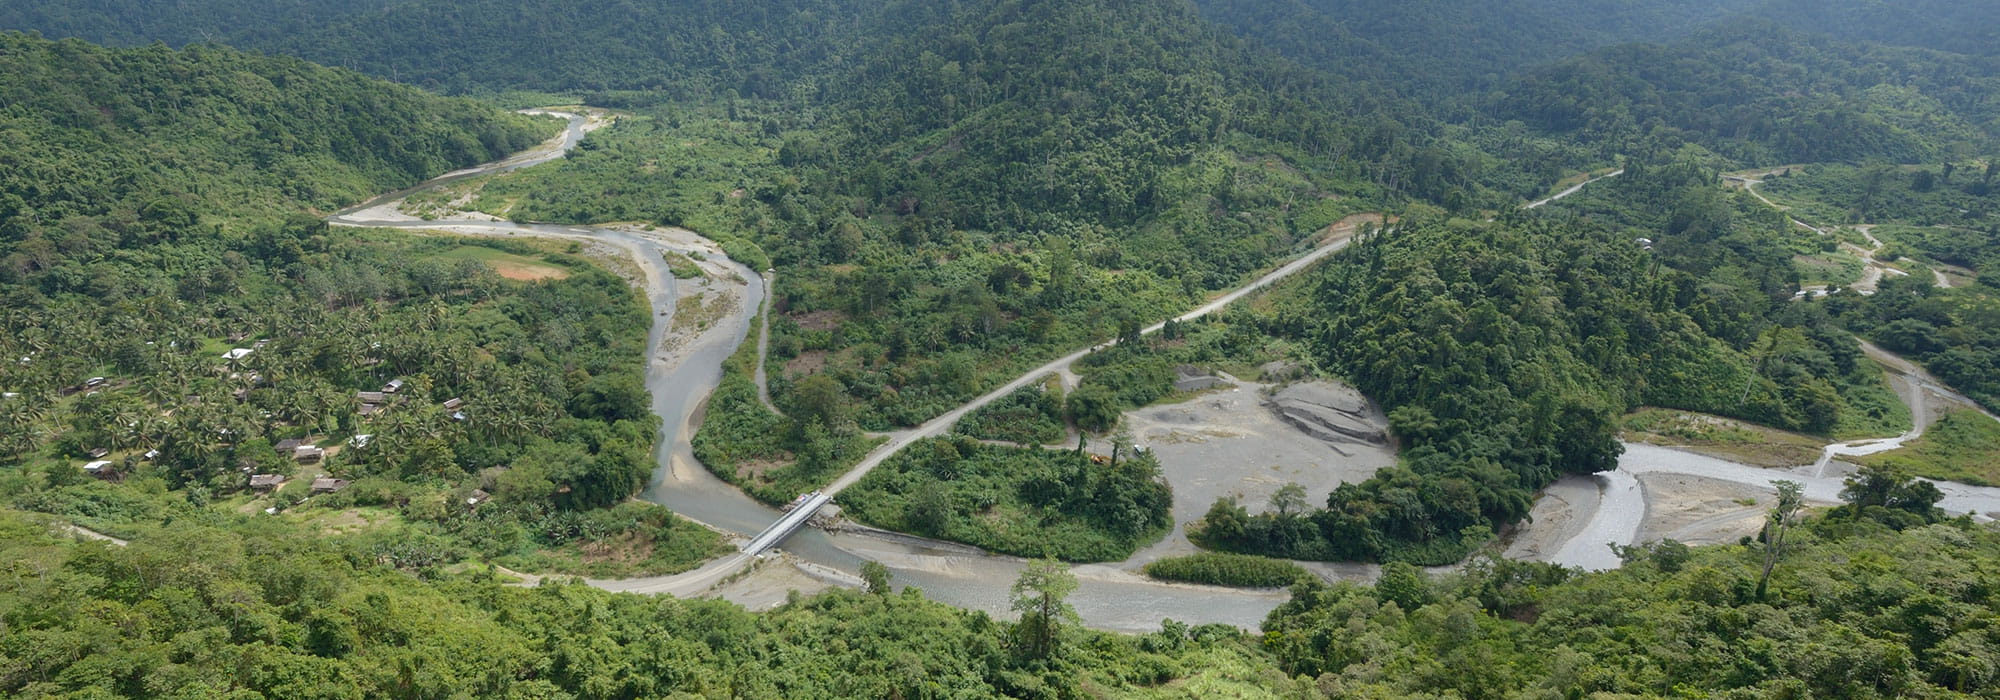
[432,245,571,281]
[1621,408,1828,468]
[662,250,706,279]
[1794,252,1865,286]
[1832,368,1915,440]
[1859,410,2000,486]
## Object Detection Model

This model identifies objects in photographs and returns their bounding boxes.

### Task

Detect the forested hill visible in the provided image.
[1750,0,2000,57]
[0,0,1890,99]
[0,0,1553,212]
[0,32,549,258]
[1496,21,2000,164]
[0,0,872,97]
[8,0,1998,105]
[820,0,1472,232]
[1192,0,2000,103]
[6,0,1994,196]
[1190,0,1741,102]
[0,0,357,49]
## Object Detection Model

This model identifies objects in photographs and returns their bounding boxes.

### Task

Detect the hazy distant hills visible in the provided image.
[0,0,1993,209]
[9,0,1997,99]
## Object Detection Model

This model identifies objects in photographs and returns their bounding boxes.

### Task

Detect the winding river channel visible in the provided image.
[330,110,1299,631]
[330,110,2000,631]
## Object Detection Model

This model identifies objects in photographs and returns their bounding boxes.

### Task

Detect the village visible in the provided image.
[45,331,487,514]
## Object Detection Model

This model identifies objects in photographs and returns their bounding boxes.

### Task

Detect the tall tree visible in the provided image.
[1269,483,1308,519]
[1009,558,1077,662]
[860,560,892,595]
[1757,480,1805,600]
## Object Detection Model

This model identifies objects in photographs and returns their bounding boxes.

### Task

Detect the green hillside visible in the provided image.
[0,34,719,582]
[0,32,549,250]
[0,5,1996,698]
[1500,22,2000,164]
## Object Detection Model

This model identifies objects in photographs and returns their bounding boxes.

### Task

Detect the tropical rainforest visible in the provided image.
[2,0,2000,697]
[0,34,721,580]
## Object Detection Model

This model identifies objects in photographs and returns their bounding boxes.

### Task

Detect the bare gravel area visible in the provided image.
[1501,475,1600,562]
[1111,377,1398,567]
[1632,473,1770,546]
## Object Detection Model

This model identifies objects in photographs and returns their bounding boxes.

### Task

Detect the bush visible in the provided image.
[841,436,1171,561]
[1142,552,1310,588]
[955,382,1067,445]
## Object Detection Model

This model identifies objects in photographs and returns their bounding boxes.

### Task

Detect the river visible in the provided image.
[334,110,1994,632]
[328,109,1299,632]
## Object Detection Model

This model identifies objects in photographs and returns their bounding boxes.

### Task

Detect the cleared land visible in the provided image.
[1858,409,2000,486]
[432,245,571,280]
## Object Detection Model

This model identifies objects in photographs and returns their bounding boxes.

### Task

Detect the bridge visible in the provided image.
[742,491,833,555]
[731,216,1383,556]
[732,169,1634,559]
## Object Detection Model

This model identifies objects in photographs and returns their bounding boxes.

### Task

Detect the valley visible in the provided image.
[327,114,2000,632]
[5,2,2000,696]
[320,113,1381,629]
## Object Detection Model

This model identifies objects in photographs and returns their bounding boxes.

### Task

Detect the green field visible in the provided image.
[431,245,573,281]
[1859,410,2000,486]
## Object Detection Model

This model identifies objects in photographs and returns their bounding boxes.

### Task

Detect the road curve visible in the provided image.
[1811,351,1928,478]
[325,118,1631,626]
[328,109,784,596]
[1727,175,1949,296]
[1547,346,2000,570]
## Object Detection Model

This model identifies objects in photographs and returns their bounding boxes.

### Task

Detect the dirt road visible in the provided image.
[1534,341,2000,570]
[1526,170,1624,209]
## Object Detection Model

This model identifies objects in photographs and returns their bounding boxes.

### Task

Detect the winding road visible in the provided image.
[319,108,1344,628]
[322,120,1651,628]
[329,109,789,594]
[339,113,1933,628]
[1537,172,2000,570]
[1725,172,1936,297]
[239,112,2000,627]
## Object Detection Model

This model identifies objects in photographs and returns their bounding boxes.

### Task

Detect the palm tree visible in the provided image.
[130,412,170,452]
[310,385,347,435]
[0,399,42,458]
[107,399,149,451]
[140,371,180,407]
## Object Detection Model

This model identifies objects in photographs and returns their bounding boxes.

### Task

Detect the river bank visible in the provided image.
[325,115,2000,633]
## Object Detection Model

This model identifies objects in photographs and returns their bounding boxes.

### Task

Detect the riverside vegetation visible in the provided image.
[836,313,1310,560]
[1193,154,1920,564]
[0,34,724,579]
[4,0,2000,697]
[0,480,1985,697]
[1141,552,1312,588]
[840,436,1172,562]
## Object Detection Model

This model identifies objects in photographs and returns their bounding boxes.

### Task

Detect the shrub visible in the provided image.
[1141,552,1310,588]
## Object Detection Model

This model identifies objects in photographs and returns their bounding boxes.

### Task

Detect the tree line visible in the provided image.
[0,34,712,579]
[1195,154,1894,564]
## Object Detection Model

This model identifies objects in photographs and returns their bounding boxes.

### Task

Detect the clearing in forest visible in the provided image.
[434,245,571,281]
